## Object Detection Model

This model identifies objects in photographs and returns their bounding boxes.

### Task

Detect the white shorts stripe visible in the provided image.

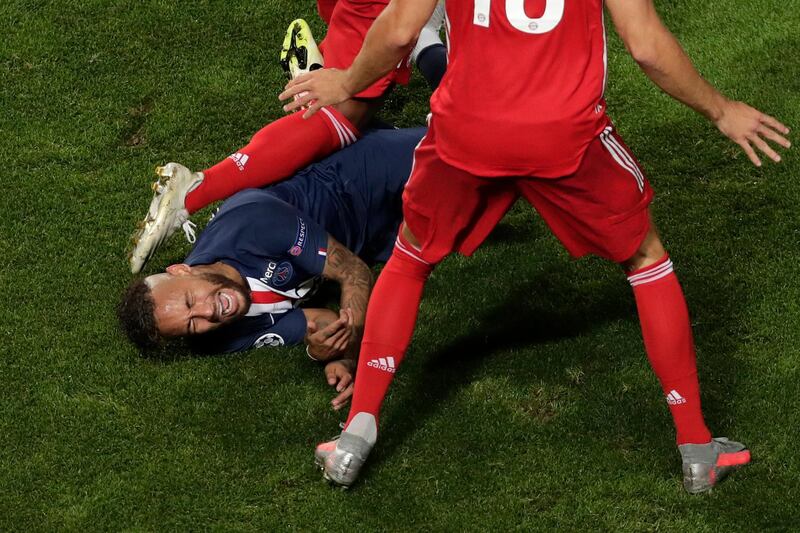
[600,131,641,188]
[605,133,645,190]
[600,131,644,192]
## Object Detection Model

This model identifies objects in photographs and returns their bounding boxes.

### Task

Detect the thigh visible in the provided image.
[518,126,654,262]
[320,1,411,99]
[403,120,517,264]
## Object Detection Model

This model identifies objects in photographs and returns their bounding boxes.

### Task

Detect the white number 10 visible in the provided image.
[473,0,565,34]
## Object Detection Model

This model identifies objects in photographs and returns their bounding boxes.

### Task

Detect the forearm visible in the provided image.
[607,0,790,167]
[633,28,728,122]
[321,236,374,335]
[608,0,729,122]
[337,261,373,333]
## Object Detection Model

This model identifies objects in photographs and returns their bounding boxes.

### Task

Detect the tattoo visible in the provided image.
[322,235,373,334]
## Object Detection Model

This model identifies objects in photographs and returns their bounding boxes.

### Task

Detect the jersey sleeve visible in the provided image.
[188,309,308,354]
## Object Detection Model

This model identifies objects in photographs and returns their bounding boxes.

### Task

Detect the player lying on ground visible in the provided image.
[118,127,428,409]
[281,0,791,493]
[128,1,447,274]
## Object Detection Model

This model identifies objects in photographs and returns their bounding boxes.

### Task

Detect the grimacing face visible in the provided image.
[147,266,250,337]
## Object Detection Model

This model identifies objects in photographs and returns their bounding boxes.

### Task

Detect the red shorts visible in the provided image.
[402,118,655,264]
[318,0,411,99]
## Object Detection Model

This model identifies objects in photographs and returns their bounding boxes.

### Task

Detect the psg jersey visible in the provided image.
[184,127,425,353]
[432,0,610,177]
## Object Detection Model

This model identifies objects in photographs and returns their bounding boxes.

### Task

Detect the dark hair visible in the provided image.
[117,278,161,351]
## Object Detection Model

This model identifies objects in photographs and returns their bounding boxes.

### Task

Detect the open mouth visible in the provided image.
[218,291,236,318]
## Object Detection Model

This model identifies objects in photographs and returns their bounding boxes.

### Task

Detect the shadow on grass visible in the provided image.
[368,272,634,472]
[361,251,750,485]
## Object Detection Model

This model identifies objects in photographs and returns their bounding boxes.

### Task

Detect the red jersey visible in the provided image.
[431,0,610,178]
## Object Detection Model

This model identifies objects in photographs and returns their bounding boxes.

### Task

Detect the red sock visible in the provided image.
[345,235,435,429]
[628,254,712,445]
[185,107,359,213]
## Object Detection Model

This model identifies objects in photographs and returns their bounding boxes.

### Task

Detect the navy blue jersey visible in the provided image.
[186,127,426,353]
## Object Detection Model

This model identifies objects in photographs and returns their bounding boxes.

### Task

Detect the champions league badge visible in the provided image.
[254,333,285,348]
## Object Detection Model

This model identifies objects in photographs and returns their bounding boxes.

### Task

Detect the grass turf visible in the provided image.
[1,0,799,529]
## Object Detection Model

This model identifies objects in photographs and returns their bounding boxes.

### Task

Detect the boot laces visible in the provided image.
[182,220,197,243]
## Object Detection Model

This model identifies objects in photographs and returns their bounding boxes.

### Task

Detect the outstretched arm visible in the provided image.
[606,0,790,166]
[280,0,440,117]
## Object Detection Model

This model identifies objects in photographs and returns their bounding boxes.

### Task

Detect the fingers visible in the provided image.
[758,125,792,150]
[331,383,354,410]
[749,134,782,163]
[316,315,347,339]
[760,113,790,135]
[332,328,351,353]
[279,74,310,100]
[335,371,352,393]
[324,326,349,349]
[282,92,314,114]
[738,139,762,167]
[325,364,338,386]
[302,102,323,120]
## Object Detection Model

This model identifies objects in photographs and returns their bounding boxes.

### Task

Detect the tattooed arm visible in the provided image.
[320,234,374,358]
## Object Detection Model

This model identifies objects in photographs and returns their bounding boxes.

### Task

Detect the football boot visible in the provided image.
[280,19,324,80]
[679,437,751,494]
[316,432,373,488]
[129,163,202,274]
[315,413,376,488]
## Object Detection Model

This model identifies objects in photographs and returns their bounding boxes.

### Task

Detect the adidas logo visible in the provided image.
[229,152,250,171]
[666,389,686,405]
[367,356,396,373]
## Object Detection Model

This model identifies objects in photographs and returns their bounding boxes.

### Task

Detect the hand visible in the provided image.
[715,100,791,167]
[324,359,356,410]
[305,309,355,361]
[279,68,353,119]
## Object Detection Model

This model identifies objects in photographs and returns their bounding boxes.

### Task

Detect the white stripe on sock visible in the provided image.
[629,266,674,287]
[320,107,347,148]
[628,259,673,283]
[339,119,357,144]
[395,237,430,265]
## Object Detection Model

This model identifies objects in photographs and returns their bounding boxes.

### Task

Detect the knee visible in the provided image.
[401,223,421,250]
[388,223,434,280]
[621,224,666,272]
[333,99,378,130]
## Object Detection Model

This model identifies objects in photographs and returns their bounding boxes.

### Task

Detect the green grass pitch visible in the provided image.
[2,0,799,530]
